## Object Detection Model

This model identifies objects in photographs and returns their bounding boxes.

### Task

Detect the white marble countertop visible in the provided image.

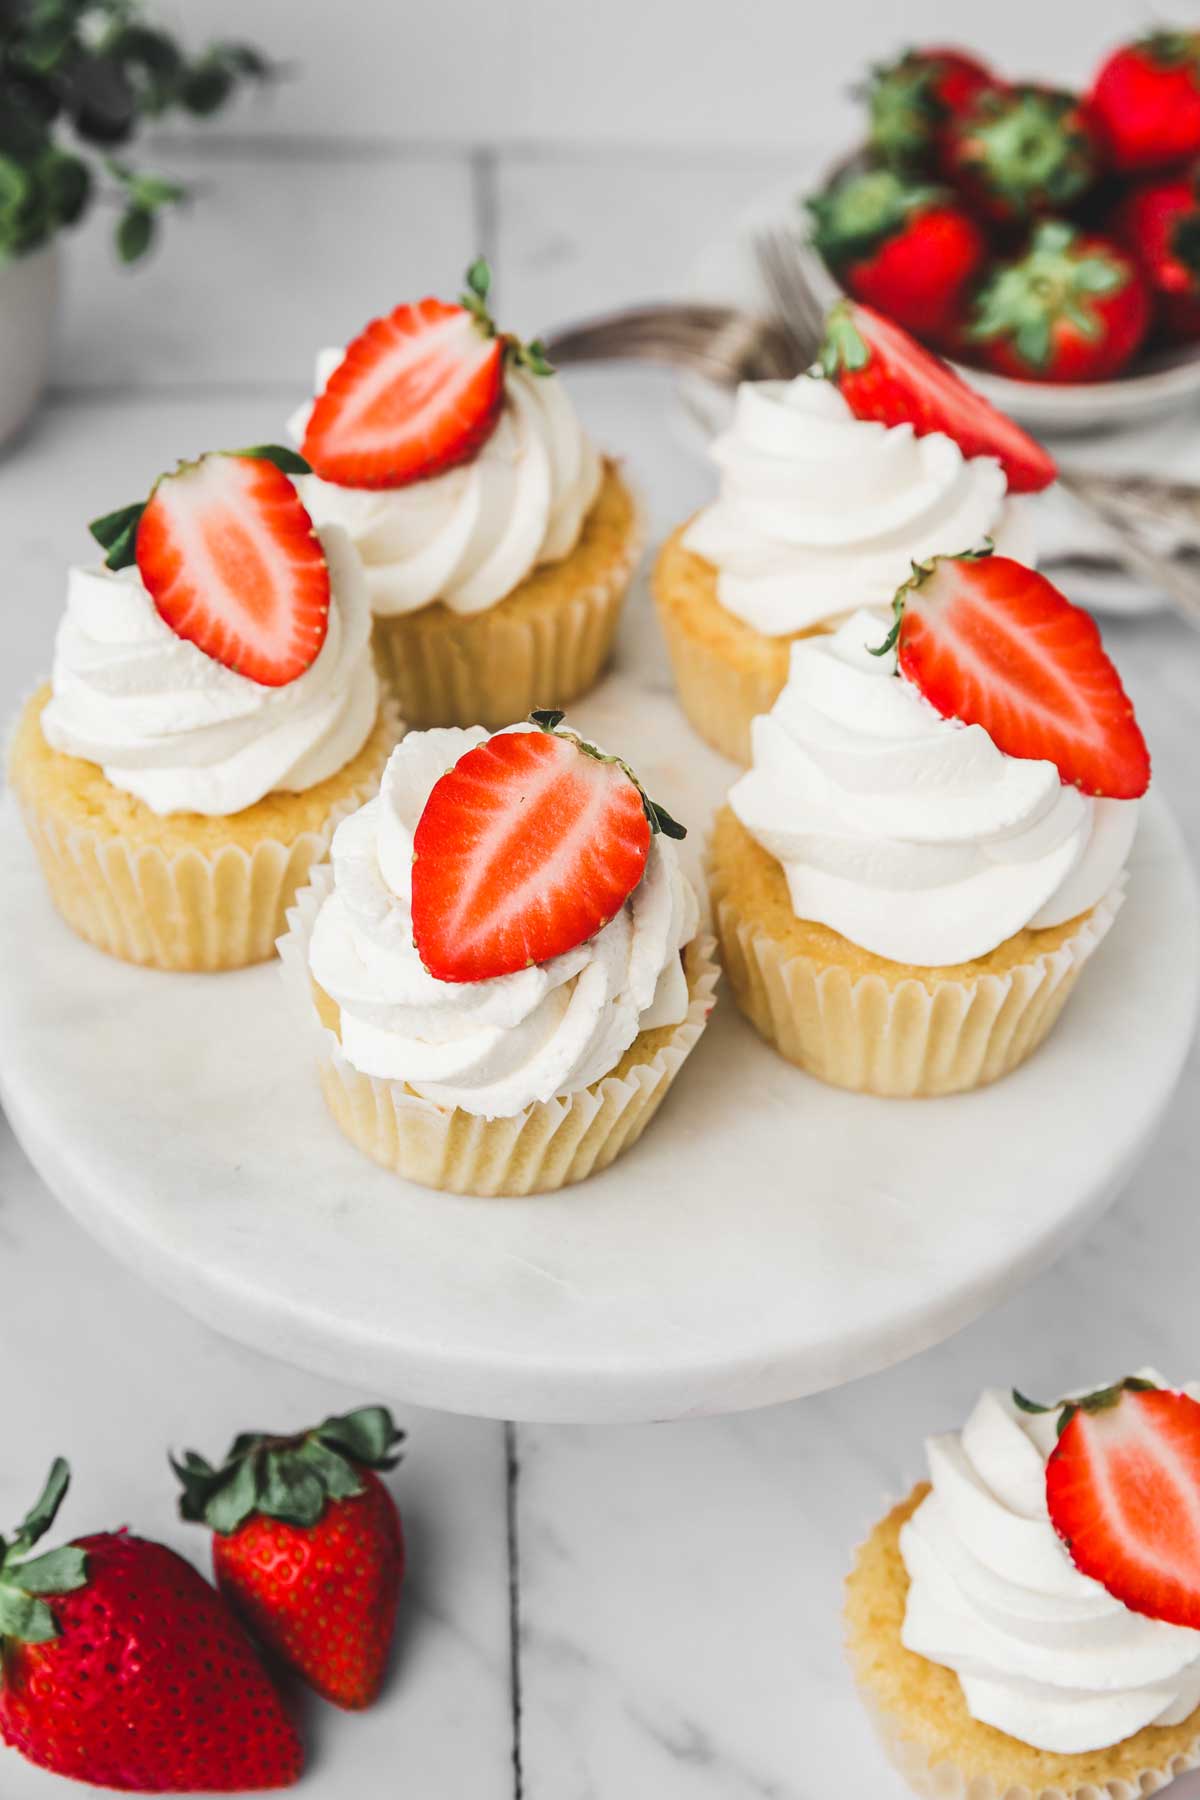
[3,132,1200,1799]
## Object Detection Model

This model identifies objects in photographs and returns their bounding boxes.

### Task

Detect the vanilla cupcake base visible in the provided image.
[653,522,828,766]
[847,1488,1200,1800]
[373,461,642,731]
[708,807,1123,1098]
[278,868,719,1197]
[7,686,401,972]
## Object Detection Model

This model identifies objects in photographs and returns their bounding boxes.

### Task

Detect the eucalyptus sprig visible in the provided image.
[0,0,279,264]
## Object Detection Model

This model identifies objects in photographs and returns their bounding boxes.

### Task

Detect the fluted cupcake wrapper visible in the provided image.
[372,503,644,732]
[710,869,1125,1098]
[12,694,400,973]
[654,589,786,767]
[278,866,719,1197]
[857,1685,1200,1800]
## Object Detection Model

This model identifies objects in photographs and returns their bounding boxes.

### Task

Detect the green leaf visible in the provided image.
[181,61,234,117]
[231,443,311,475]
[11,1459,71,1557]
[0,1588,57,1644]
[203,1451,262,1536]
[530,708,566,733]
[465,256,491,303]
[300,1439,364,1502]
[0,155,33,219]
[15,1546,87,1597]
[1012,1389,1051,1414]
[117,204,155,263]
[649,802,687,841]
[818,300,870,380]
[314,1406,403,1471]
[89,500,144,569]
[260,1455,326,1527]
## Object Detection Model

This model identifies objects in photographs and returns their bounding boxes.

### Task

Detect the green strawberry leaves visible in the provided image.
[173,1406,405,1535]
[460,257,554,377]
[0,1458,88,1652]
[88,445,312,570]
[1012,1375,1160,1438]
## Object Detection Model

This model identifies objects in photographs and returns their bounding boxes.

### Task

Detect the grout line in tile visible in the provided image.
[504,1421,525,1800]
[471,146,500,267]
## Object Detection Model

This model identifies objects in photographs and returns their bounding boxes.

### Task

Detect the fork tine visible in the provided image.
[752,228,826,366]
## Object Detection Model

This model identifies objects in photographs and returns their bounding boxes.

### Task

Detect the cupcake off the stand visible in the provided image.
[7,446,399,972]
[709,544,1150,1097]
[278,710,717,1197]
[846,1371,1200,1800]
[289,261,642,732]
[653,303,1056,765]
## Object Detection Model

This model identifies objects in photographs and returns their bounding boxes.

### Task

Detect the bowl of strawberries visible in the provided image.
[800,31,1200,432]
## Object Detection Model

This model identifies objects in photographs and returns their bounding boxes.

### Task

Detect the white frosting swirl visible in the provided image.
[289,352,603,617]
[901,1378,1200,1754]
[41,524,379,818]
[307,727,699,1118]
[683,377,1036,635]
[728,609,1138,965]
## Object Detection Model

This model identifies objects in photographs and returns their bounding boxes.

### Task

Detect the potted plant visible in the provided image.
[0,0,275,446]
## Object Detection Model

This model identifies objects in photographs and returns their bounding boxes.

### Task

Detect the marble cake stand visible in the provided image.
[0,707,1195,1422]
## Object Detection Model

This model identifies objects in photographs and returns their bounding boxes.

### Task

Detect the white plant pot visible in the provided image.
[0,243,59,450]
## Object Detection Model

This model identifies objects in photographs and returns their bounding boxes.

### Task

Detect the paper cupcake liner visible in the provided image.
[12,694,400,973]
[710,863,1125,1097]
[654,590,786,766]
[372,505,644,732]
[278,867,719,1197]
[857,1684,1200,1800]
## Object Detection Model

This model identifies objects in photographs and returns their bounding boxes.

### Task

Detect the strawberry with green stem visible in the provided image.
[807,166,987,345]
[174,1406,406,1712]
[1016,1377,1200,1630]
[0,1458,302,1792]
[1089,32,1200,174]
[302,259,553,490]
[1112,169,1200,343]
[864,46,996,172]
[411,710,686,985]
[819,299,1057,493]
[871,546,1150,800]
[90,443,331,688]
[944,84,1103,224]
[969,221,1152,382]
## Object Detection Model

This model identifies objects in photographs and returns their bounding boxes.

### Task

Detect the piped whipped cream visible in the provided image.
[901,1378,1200,1755]
[289,354,603,617]
[307,726,699,1118]
[728,608,1138,965]
[683,376,1035,636]
[41,524,379,818]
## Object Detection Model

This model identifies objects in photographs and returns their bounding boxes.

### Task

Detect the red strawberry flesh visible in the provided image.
[136,454,330,688]
[890,553,1150,800]
[302,298,504,490]
[411,727,652,984]
[823,301,1058,494]
[1047,1387,1200,1630]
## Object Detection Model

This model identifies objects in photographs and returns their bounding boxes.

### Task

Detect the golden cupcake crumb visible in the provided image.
[847,1486,1200,1793]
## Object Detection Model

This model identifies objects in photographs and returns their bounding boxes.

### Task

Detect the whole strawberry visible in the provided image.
[969,221,1152,382]
[174,1407,406,1711]
[807,167,987,345]
[1112,171,1200,342]
[944,84,1103,224]
[1089,31,1200,174]
[864,45,996,172]
[0,1459,302,1792]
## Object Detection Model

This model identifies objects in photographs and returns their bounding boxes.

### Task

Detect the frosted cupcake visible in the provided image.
[710,548,1148,1096]
[654,302,1055,765]
[279,712,717,1196]
[847,1373,1200,1800]
[289,261,641,731]
[8,447,397,971]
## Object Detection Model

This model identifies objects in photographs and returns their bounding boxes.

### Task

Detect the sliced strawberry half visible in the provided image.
[410,711,685,984]
[302,260,552,490]
[88,446,330,688]
[820,299,1058,494]
[1038,1379,1200,1630]
[875,549,1150,799]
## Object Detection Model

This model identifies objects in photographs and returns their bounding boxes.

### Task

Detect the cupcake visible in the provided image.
[710,547,1149,1096]
[279,711,717,1196]
[847,1372,1200,1800]
[288,261,641,731]
[8,446,398,972]
[654,301,1055,765]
